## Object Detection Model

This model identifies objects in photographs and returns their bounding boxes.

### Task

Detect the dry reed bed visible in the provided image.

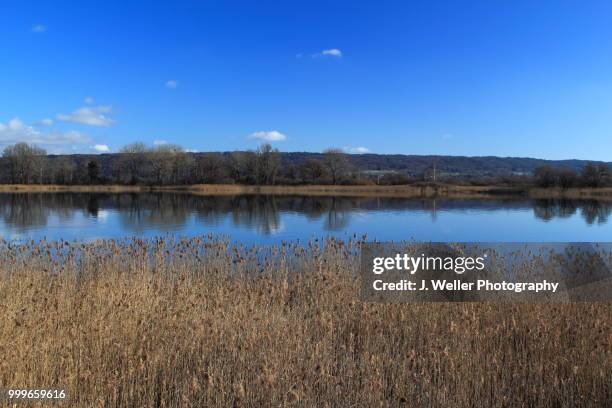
[169,183,519,198]
[0,237,609,407]
[0,184,146,193]
[529,187,612,199]
[0,183,502,198]
[1,184,611,201]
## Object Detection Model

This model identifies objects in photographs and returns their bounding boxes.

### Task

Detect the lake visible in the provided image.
[0,192,610,243]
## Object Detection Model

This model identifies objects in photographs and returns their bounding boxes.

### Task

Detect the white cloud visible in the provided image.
[0,118,91,149]
[38,118,54,126]
[347,146,371,154]
[185,148,198,153]
[248,130,287,142]
[92,144,110,153]
[84,96,95,105]
[1,118,26,132]
[42,130,90,144]
[153,140,168,146]
[57,105,115,127]
[298,49,345,59]
[32,24,46,33]
[321,49,342,57]
[308,49,343,58]
[165,80,179,89]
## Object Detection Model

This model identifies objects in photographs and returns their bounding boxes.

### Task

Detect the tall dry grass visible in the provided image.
[2,184,612,201]
[0,237,609,407]
[0,184,148,193]
[168,183,521,198]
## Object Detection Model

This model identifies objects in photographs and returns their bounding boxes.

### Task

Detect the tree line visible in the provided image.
[534,164,612,188]
[1,141,610,188]
[0,142,362,186]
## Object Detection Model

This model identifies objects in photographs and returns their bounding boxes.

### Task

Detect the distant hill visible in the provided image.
[44,152,610,180]
[278,153,611,178]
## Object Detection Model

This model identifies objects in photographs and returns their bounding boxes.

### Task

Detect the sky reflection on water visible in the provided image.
[0,193,610,244]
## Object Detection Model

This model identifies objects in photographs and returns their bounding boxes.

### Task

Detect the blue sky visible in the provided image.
[1,1,611,160]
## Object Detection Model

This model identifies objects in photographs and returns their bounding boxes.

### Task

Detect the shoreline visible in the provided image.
[0,183,611,200]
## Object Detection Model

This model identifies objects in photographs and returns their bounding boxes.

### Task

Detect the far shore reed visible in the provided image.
[0,183,611,200]
[0,237,609,407]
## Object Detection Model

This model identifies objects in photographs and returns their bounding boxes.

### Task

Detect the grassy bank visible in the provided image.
[0,183,509,196]
[177,184,612,200]
[529,187,612,199]
[0,238,609,407]
[173,183,521,198]
[0,184,147,193]
[0,183,611,199]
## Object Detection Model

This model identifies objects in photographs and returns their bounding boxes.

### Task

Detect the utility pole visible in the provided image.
[432,157,437,182]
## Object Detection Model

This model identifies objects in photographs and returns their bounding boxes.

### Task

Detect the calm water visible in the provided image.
[0,193,610,244]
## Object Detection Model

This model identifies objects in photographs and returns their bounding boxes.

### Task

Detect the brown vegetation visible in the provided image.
[176,183,524,198]
[0,184,148,193]
[0,183,497,196]
[0,238,609,407]
[2,183,611,201]
[529,187,612,199]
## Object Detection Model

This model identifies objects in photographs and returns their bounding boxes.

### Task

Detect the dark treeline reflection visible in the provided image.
[0,193,610,235]
[532,199,611,225]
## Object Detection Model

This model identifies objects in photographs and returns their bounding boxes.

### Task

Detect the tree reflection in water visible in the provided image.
[0,193,610,236]
[533,199,611,225]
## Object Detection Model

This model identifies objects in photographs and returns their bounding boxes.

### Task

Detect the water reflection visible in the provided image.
[0,193,610,240]
[532,199,611,225]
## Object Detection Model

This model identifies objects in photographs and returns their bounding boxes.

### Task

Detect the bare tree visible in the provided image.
[52,157,76,185]
[170,147,194,185]
[2,143,47,184]
[300,158,328,184]
[148,145,173,185]
[534,166,558,188]
[255,144,281,185]
[229,151,257,184]
[195,153,228,183]
[581,163,611,188]
[33,153,47,184]
[323,148,350,184]
[146,144,194,185]
[557,168,578,189]
[117,142,148,184]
